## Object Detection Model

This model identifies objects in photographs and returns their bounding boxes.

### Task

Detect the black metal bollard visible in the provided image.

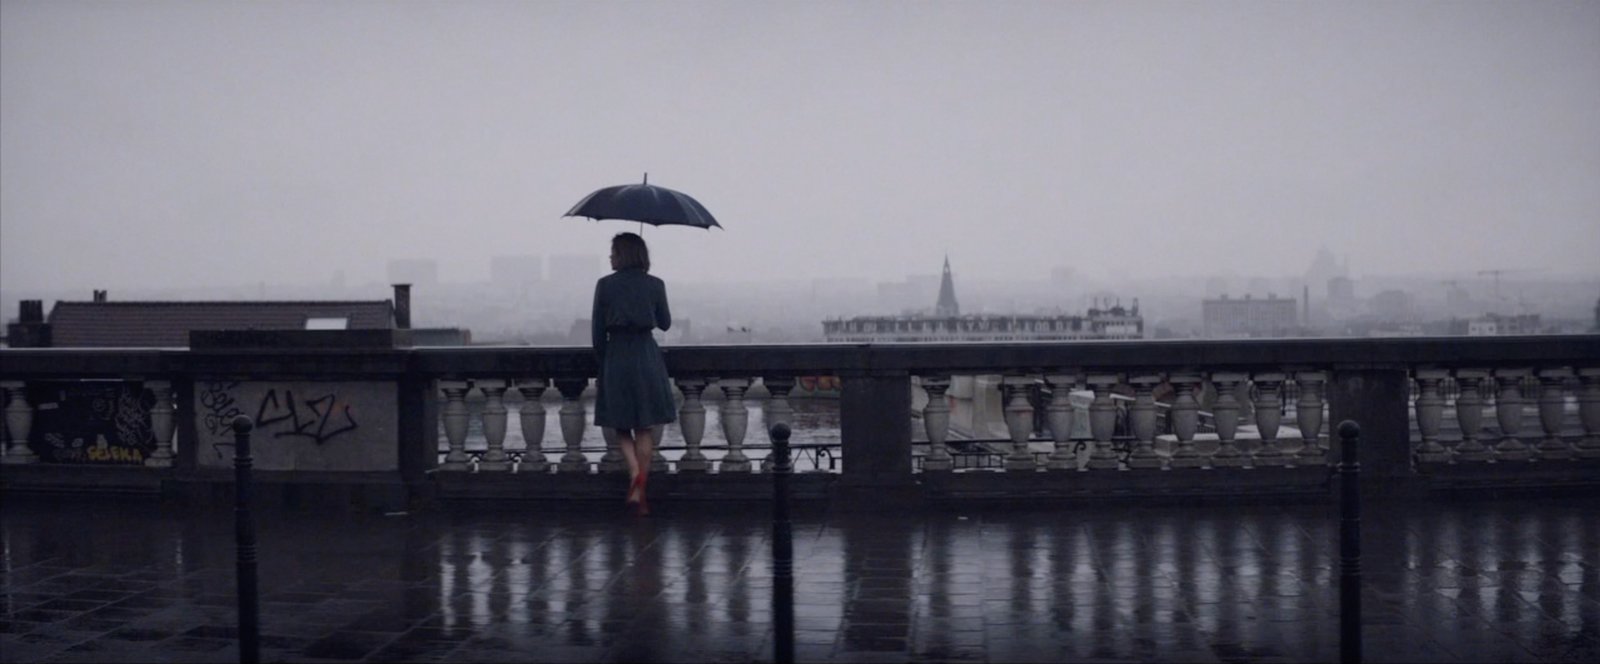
[1337,419,1362,664]
[770,422,794,664]
[232,415,260,664]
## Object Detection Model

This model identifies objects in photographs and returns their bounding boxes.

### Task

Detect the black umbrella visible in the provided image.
[563,173,721,232]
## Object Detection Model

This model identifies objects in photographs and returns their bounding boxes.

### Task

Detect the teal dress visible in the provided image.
[592,268,677,429]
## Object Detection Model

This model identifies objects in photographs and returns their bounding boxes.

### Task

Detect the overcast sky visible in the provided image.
[2,0,1597,292]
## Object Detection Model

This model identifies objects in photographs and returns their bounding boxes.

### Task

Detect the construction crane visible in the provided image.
[1476,269,1541,300]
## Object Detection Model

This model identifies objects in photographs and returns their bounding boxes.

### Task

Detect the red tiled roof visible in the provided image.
[46,301,395,347]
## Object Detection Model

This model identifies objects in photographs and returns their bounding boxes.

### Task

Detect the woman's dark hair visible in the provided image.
[611,232,650,272]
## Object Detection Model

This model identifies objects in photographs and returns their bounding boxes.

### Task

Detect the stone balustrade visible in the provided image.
[1,337,1596,504]
[907,369,1333,472]
[427,374,793,476]
[1408,366,1600,464]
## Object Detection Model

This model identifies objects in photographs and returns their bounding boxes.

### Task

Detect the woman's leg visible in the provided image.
[633,427,656,480]
[615,428,641,502]
[632,427,655,509]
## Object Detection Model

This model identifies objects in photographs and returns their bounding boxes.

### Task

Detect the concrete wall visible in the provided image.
[191,380,397,471]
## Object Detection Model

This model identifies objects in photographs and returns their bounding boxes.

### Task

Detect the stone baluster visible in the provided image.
[762,376,795,472]
[1493,368,1531,462]
[1413,369,1449,464]
[144,380,177,468]
[478,380,511,471]
[1002,376,1038,472]
[1044,374,1079,471]
[719,378,752,473]
[556,379,590,473]
[1085,374,1120,470]
[599,426,625,473]
[1536,368,1574,460]
[517,380,550,473]
[1168,374,1203,469]
[1293,371,1326,465]
[1250,372,1285,467]
[921,376,954,472]
[439,380,472,471]
[1127,375,1162,469]
[676,379,710,473]
[2,382,37,465]
[1577,368,1600,459]
[1209,373,1246,467]
[1454,369,1490,461]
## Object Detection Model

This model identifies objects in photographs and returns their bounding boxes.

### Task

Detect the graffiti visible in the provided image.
[25,383,154,465]
[200,381,244,437]
[114,389,152,448]
[87,434,143,463]
[203,383,365,461]
[254,388,359,445]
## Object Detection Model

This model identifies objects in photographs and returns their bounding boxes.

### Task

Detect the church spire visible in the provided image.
[935,254,960,317]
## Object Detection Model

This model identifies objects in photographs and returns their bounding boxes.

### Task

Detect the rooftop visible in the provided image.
[44,300,395,347]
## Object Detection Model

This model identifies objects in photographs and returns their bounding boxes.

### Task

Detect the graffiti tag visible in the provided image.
[200,381,244,437]
[255,388,359,445]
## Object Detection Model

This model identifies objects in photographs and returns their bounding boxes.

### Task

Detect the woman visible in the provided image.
[592,232,676,515]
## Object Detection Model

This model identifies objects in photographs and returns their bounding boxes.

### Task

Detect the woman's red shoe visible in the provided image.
[626,473,644,505]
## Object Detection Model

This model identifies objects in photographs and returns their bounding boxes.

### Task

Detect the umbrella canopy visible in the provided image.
[564,174,721,230]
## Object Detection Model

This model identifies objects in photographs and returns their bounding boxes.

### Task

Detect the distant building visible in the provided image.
[1466,313,1542,337]
[387,258,439,286]
[1369,289,1419,323]
[934,256,959,317]
[1303,247,1349,298]
[1324,276,1360,322]
[1328,277,1356,304]
[824,258,1143,342]
[824,307,1144,343]
[1202,294,1298,338]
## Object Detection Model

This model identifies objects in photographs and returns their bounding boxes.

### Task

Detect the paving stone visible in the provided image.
[3,493,1599,662]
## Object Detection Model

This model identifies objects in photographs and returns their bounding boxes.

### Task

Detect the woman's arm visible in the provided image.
[591,279,607,360]
[654,279,672,332]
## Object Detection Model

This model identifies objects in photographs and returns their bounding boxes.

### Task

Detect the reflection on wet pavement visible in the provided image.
[2,494,1596,662]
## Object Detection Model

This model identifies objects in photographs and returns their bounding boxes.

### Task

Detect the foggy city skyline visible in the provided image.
[3,0,1599,301]
[7,7,1600,664]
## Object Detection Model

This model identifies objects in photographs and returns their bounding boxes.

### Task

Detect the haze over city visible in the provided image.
[4,8,1600,663]
[3,0,1597,301]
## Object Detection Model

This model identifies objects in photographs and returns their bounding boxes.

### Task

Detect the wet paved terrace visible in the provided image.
[2,493,1597,663]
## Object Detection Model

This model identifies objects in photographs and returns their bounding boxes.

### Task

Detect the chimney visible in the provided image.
[7,300,52,347]
[93,290,107,303]
[392,284,411,329]
[1303,284,1310,326]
